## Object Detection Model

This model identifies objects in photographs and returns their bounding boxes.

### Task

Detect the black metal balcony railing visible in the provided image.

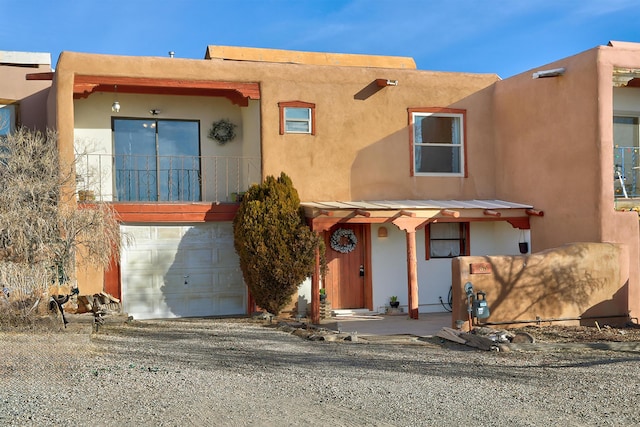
[76,154,261,203]
[614,146,640,198]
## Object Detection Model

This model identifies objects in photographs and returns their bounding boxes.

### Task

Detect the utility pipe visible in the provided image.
[478,314,635,327]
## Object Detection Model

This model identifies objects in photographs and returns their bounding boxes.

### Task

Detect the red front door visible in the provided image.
[324,224,367,309]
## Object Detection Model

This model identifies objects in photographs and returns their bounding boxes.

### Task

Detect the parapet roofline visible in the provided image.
[608,40,640,50]
[205,45,416,69]
[0,50,51,66]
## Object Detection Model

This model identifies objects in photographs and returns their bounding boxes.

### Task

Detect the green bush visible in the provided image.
[233,173,324,315]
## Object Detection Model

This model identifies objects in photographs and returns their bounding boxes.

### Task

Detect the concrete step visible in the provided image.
[332,308,381,318]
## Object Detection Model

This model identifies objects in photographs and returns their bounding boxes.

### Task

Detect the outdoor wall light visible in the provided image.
[111,84,120,113]
[378,226,388,238]
[150,109,161,115]
[532,67,566,79]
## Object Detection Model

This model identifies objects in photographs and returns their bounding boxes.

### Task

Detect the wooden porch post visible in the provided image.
[308,218,337,325]
[405,229,419,319]
[311,247,320,324]
[392,217,426,320]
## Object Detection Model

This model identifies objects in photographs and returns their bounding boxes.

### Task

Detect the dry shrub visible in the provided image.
[0,128,124,328]
[0,262,54,329]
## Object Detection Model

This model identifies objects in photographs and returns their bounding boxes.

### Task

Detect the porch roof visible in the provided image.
[302,199,533,211]
[302,199,540,229]
[301,199,533,217]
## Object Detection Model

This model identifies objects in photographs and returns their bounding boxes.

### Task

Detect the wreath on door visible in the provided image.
[330,228,358,253]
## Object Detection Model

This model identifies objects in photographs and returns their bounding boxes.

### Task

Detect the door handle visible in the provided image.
[359,265,365,277]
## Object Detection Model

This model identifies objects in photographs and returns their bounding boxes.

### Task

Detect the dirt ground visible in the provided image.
[3,316,640,426]
[10,312,640,344]
[513,322,640,343]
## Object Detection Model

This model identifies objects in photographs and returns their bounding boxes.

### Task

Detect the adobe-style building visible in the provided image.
[35,41,640,327]
[0,50,52,134]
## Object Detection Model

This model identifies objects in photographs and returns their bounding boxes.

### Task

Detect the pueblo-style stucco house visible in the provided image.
[34,41,640,327]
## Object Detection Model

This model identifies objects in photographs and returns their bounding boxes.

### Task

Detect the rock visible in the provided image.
[344,332,358,342]
[511,332,535,344]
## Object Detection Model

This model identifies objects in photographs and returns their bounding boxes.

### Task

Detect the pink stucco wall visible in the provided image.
[0,58,52,131]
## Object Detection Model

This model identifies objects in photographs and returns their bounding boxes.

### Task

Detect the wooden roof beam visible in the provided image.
[441,209,460,218]
[399,210,416,217]
[355,209,371,217]
[526,209,544,217]
[483,209,501,217]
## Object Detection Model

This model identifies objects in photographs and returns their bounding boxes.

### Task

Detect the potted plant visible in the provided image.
[389,296,399,308]
[319,288,327,302]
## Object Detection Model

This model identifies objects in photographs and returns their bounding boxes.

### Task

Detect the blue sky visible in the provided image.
[2,0,639,78]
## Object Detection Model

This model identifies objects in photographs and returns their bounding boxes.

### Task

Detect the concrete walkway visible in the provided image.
[320,312,452,338]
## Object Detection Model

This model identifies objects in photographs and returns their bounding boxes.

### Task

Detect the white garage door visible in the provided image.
[121,223,246,320]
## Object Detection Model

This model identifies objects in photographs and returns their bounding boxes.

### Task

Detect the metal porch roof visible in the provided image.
[301,199,534,211]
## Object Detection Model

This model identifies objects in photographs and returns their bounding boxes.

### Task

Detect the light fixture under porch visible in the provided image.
[111,85,120,113]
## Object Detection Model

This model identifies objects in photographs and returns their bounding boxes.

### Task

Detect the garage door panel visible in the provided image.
[123,249,155,270]
[121,223,246,319]
[156,248,179,269]
[157,226,186,240]
[183,248,215,267]
[217,295,246,315]
[125,273,160,292]
[216,269,245,290]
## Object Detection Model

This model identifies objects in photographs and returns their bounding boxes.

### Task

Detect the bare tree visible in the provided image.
[0,128,123,302]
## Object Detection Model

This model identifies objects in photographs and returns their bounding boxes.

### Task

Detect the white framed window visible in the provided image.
[410,108,465,176]
[279,101,316,135]
[425,222,469,260]
[285,108,311,133]
[0,103,18,136]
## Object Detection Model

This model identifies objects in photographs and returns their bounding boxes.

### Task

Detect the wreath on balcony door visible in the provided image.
[330,228,358,253]
[208,119,237,145]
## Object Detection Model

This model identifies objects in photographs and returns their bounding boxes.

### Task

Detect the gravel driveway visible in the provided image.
[2,317,640,426]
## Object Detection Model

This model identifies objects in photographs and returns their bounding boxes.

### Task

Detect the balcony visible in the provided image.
[76,154,261,203]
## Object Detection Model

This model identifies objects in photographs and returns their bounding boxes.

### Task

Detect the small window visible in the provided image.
[279,101,315,135]
[425,222,469,260]
[409,108,465,176]
[0,103,18,136]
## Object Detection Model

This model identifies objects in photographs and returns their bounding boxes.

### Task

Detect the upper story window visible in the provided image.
[279,101,316,135]
[409,108,465,176]
[0,103,18,136]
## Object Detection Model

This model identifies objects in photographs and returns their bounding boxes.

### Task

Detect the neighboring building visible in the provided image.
[0,50,52,133]
[34,41,640,325]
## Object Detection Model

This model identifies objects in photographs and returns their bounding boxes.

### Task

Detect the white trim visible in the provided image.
[284,107,312,134]
[412,111,464,176]
[0,51,51,65]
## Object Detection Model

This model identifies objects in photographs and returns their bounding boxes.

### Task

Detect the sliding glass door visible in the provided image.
[113,119,200,201]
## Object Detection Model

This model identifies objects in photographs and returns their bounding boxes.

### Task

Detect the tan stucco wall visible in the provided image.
[452,242,630,329]
[53,51,500,202]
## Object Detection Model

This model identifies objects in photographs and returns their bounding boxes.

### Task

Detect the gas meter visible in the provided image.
[473,291,490,319]
[464,282,491,326]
